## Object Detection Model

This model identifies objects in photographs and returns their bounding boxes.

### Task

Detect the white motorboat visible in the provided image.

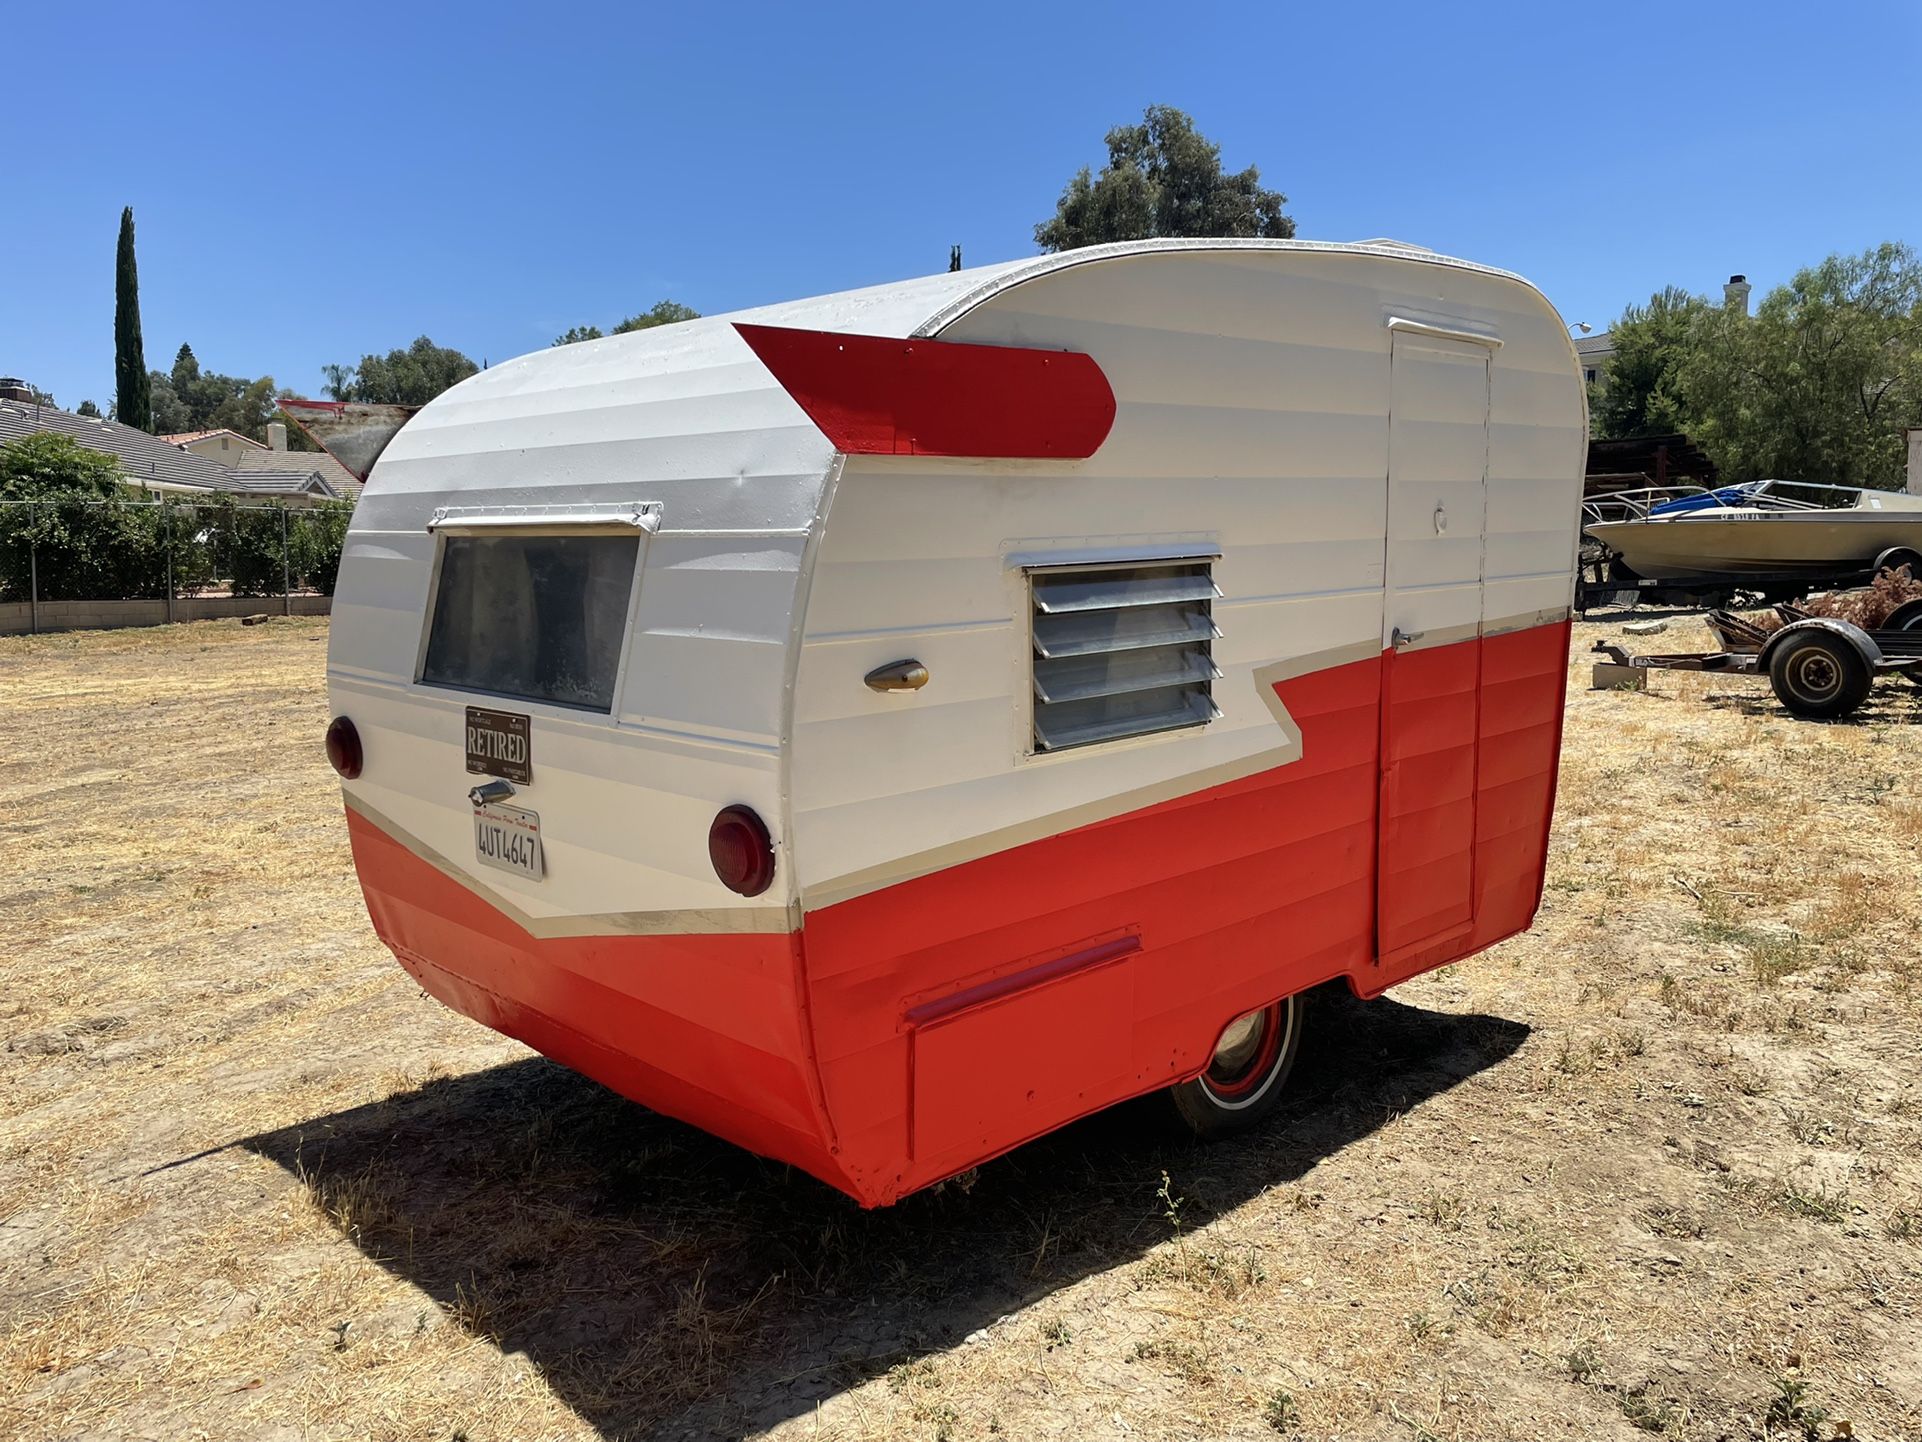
[1584,480,1922,581]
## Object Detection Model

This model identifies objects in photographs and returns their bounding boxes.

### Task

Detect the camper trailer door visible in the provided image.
[1377,329,1492,960]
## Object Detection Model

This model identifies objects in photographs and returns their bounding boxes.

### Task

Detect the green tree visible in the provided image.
[553,301,700,346]
[328,336,479,406]
[114,207,152,431]
[142,344,285,442]
[0,433,171,601]
[1591,287,1711,439]
[75,400,102,418]
[1685,243,1922,488]
[613,300,700,333]
[146,370,193,434]
[320,363,356,401]
[1035,105,1295,253]
[0,432,123,500]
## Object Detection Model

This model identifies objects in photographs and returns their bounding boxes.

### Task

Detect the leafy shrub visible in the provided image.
[203,495,289,597]
[0,495,177,601]
[292,503,353,594]
[0,435,352,601]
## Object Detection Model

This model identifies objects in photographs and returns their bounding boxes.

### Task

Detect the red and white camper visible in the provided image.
[309,239,1587,1208]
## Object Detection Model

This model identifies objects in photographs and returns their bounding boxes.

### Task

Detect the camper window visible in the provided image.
[419,533,638,713]
[1029,559,1221,752]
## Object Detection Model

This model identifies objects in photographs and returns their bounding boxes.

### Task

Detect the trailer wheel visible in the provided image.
[1767,630,1873,719]
[1168,996,1304,1138]
[1874,547,1922,582]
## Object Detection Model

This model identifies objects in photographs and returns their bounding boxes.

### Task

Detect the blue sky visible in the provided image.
[5,0,1917,411]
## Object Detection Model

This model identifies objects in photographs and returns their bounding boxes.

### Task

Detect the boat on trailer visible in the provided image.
[1584,480,1922,584]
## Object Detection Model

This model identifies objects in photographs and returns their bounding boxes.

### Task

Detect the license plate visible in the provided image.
[465,706,532,784]
[473,803,544,880]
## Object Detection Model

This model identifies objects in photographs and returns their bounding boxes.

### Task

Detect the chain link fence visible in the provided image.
[0,495,352,634]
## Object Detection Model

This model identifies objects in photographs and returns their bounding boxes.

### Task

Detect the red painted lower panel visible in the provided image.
[344,813,853,1193]
[342,620,1570,1207]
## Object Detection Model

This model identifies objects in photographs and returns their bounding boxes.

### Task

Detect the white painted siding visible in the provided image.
[791,248,1583,905]
[329,240,1583,930]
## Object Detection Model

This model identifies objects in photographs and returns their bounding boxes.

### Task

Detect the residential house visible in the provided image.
[3,395,248,492]
[0,390,352,505]
[159,428,269,464]
[1575,331,1614,391]
[201,421,362,500]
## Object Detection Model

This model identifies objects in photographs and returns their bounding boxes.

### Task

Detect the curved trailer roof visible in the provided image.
[361,238,1555,513]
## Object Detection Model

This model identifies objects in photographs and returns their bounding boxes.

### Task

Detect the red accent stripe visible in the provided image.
[735,323,1117,459]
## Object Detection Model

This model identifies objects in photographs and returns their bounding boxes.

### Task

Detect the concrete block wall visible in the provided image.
[0,595,332,636]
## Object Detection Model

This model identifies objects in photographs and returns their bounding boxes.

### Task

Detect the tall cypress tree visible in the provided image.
[114,207,152,430]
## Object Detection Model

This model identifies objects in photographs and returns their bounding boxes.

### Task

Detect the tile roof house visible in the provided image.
[159,428,269,464]
[0,398,355,503]
[225,466,348,498]
[211,424,362,498]
[2,398,243,491]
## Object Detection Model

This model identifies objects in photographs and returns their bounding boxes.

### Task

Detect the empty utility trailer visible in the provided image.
[312,238,1588,1206]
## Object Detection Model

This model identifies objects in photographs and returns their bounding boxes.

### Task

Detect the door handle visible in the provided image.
[1392,627,1424,650]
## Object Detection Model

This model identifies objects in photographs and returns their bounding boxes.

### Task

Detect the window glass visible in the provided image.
[420,534,638,712]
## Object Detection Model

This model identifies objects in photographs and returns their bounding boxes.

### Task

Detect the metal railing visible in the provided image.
[1581,486,1717,527]
[0,495,351,634]
[1582,480,1877,529]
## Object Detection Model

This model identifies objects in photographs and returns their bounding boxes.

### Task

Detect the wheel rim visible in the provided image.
[1788,649,1841,701]
[1198,999,1298,1108]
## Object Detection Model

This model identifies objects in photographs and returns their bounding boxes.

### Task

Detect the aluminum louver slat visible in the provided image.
[1032,567,1220,614]
[1032,643,1218,704]
[1028,559,1218,752]
[1032,686,1219,752]
[1031,602,1216,659]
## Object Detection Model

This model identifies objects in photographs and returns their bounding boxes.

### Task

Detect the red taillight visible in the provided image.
[325,716,363,779]
[709,805,775,897]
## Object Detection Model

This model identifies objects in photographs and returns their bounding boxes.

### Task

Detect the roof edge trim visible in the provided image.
[912,238,1540,339]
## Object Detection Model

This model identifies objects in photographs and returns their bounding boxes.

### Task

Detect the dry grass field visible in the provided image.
[4,616,1921,1442]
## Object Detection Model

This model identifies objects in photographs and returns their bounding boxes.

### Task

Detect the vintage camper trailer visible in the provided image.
[313,239,1587,1208]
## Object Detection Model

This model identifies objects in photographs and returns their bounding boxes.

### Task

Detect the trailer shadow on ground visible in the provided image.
[239,989,1526,1440]
[1698,680,1922,722]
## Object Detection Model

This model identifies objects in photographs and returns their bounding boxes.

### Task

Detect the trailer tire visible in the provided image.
[1874,547,1922,582]
[1168,995,1305,1138]
[1767,630,1873,719]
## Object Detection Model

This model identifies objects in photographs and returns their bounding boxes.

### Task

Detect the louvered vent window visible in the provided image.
[1029,559,1222,752]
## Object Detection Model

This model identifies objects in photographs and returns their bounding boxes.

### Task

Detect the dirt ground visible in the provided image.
[3,615,1920,1442]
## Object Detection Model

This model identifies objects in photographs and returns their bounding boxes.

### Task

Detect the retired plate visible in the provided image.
[465,706,531,784]
[473,802,543,880]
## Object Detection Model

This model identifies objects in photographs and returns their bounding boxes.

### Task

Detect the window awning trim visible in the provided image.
[427,502,663,535]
